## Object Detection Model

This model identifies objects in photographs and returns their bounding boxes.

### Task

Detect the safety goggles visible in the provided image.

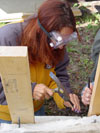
[37,18,77,49]
[49,31,78,49]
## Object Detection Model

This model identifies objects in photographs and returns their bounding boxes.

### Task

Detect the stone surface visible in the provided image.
[0,116,100,133]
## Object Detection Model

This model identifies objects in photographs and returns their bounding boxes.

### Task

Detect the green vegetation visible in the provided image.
[0,23,6,27]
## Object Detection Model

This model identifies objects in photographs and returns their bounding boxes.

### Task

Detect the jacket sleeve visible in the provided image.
[0,23,22,46]
[55,51,73,94]
[0,23,36,95]
[90,29,100,81]
[53,93,65,109]
[0,25,11,46]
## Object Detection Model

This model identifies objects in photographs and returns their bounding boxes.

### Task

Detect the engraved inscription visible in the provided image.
[4,79,18,93]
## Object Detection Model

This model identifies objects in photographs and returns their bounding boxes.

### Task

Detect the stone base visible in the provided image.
[0,116,100,133]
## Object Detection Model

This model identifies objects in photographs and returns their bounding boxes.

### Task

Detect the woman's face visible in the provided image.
[58,27,73,49]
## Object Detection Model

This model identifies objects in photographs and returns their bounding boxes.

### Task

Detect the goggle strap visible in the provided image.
[37,18,51,38]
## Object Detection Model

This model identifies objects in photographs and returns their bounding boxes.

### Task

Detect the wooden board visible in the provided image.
[0,46,35,124]
[88,54,100,116]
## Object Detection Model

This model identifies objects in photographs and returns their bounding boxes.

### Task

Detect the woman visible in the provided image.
[0,0,80,123]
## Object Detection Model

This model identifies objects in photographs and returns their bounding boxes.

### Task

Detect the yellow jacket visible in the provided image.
[30,62,65,112]
[0,62,65,121]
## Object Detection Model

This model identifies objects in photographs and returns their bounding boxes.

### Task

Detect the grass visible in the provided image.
[0,23,6,27]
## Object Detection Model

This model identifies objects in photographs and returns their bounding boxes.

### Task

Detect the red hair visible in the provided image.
[21,0,77,66]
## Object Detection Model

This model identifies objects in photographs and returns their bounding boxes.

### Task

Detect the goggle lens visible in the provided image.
[50,31,77,49]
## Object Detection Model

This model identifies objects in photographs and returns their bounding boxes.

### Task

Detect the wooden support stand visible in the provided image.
[88,55,100,116]
[0,46,35,124]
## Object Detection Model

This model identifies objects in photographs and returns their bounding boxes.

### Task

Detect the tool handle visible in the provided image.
[67,99,74,106]
[88,77,90,89]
